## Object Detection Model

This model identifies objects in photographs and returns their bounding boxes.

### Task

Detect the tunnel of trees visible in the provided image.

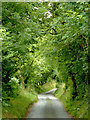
[1,2,89,118]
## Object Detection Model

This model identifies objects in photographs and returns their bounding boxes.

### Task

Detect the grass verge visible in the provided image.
[54,83,88,118]
[2,88,38,118]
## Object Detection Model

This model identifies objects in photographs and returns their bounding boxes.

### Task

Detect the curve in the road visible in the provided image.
[26,89,71,118]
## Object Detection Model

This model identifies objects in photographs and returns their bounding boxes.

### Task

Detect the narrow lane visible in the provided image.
[26,89,71,118]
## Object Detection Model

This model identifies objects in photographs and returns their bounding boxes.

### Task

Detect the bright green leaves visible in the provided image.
[36,2,88,99]
[2,2,89,101]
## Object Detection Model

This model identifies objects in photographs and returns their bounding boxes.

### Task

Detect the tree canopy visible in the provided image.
[2,2,89,103]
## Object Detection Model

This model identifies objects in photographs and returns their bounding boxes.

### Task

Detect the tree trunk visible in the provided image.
[18,70,24,87]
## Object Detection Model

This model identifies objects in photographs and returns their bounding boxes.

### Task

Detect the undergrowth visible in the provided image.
[54,83,88,119]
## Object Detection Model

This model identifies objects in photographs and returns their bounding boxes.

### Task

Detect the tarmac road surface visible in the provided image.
[26,88,71,118]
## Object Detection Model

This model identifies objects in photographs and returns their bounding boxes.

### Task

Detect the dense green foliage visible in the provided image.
[55,82,88,118]
[2,2,89,118]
